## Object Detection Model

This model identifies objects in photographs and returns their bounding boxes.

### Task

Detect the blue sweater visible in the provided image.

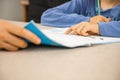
[41,0,120,37]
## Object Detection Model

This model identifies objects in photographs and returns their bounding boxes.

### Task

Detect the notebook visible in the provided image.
[24,21,120,48]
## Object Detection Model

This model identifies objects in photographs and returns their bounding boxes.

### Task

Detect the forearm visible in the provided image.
[41,9,90,27]
[41,0,90,27]
[99,21,120,37]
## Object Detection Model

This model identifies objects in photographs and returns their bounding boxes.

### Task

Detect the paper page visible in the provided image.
[41,28,120,47]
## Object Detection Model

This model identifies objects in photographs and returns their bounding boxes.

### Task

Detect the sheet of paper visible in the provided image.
[41,28,120,46]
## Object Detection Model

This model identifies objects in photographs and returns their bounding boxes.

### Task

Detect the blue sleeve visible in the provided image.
[99,21,120,37]
[41,0,90,28]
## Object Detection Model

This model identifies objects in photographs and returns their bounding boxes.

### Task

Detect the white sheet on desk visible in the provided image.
[39,28,120,47]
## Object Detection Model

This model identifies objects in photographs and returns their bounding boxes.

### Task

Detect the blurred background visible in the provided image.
[0,0,70,23]
[0,0,23,21]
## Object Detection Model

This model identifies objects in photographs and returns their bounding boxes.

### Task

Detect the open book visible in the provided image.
[25,21,120,48]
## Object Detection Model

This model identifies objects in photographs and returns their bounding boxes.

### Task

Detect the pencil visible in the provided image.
[97,0,101,15]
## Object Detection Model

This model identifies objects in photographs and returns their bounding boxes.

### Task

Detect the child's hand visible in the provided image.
[90,15,111,23]
[65,22,99,36]
[0,20,41,51]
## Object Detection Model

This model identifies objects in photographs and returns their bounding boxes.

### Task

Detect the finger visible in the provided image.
[71,25,77,32]
[7,25,41,45]
[73,31,78,35]
[71,25,80,35]
[80,23,91,36]
[0,41,19,51]
[94,15,107,22]
[76,23,86,35]
[100,16,110,22]
[65,28,72,34]
[107,18,111,22]
[90,19,103,23]
[80,26,89,36]
[65,24,78,34]
[3,32,28,48]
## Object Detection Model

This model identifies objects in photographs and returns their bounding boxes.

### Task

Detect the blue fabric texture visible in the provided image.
[41,0,120,37]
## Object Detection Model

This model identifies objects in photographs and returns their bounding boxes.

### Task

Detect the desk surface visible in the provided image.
[0,21,120,80]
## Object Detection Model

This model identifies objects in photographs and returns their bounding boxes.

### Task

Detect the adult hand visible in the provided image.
[65,22,99,36]
[0,20,41,51]
[90,15,111,23]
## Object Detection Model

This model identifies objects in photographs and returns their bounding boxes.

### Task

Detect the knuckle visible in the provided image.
[0,33,7,40]
[76,30,80,33]
[99,18,102,21]
[74,32,78,35]
[71,27,76,31]
[17,28,26,36]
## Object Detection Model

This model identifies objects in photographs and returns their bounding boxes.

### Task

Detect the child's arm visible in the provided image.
[41,0,90,27]
[99,21,120,37]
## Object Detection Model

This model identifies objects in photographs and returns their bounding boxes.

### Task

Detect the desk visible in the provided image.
[0,21,120,80]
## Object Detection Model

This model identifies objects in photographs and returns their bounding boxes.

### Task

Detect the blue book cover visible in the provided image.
[25,21,63,47]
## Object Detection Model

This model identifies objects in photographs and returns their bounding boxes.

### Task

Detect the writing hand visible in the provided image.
[90,15,111,23]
